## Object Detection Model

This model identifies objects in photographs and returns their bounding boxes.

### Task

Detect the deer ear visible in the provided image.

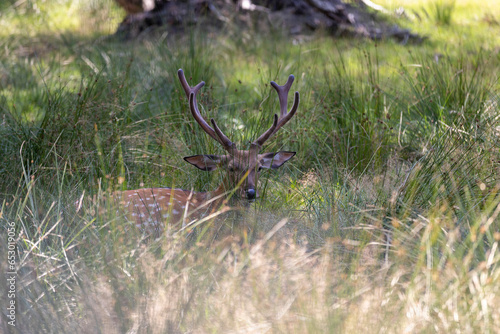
[183,155,224,171]
[260,151,296,170]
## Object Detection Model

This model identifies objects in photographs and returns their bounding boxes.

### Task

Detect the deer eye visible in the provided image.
[229,166,236,172]
[258,166,263,172]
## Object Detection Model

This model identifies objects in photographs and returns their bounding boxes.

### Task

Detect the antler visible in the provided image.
[178,69,234,151]
[253,75,300,147]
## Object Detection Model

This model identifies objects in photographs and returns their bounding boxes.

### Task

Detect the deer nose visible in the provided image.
[245,188,256,200]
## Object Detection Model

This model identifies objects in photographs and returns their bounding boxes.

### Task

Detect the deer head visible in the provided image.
[178,69,299,200]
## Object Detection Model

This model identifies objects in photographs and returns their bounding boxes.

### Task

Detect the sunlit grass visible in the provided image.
[0,0,123,37]
[377,0,500,48]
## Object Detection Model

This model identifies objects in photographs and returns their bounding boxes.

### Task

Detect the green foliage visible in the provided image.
[429,0,457,26]
[1,0,500,332]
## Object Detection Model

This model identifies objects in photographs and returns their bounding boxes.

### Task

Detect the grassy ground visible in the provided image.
[1,0,500,332]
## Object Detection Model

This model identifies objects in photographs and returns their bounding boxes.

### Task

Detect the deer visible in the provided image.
[110,69,300,234]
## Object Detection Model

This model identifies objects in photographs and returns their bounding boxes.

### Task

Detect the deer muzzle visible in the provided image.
[245,188,256,200]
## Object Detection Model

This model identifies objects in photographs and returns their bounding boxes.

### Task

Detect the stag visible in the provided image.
[112,69,299,232]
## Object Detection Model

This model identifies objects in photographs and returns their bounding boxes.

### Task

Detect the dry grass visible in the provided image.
[1,1,500,333]
[3,197,499,333]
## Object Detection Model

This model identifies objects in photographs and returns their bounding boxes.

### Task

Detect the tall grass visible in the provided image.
[1,0,500,333]
[429,0,457,25]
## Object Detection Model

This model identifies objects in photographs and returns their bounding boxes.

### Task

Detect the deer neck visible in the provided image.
[189,183,227,210]
[209,182,230,202]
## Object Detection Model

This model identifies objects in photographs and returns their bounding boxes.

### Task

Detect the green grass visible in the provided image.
[1,0,500,333]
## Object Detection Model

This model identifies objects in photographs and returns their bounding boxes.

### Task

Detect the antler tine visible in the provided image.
[210,118,234,151]
[253,75,300,148]
[179,69,234,151]
[188,93,234,150]
[270,74,295,117]
[178,69,205,99]
[273,91,299,135]
[254,114,279,147]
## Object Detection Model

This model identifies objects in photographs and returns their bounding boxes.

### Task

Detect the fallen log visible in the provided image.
[113,0,425,43]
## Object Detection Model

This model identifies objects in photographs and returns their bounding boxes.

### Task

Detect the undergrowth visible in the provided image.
[1,0,500,333]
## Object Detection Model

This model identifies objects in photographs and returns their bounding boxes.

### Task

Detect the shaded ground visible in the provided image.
[114,0,424,43]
